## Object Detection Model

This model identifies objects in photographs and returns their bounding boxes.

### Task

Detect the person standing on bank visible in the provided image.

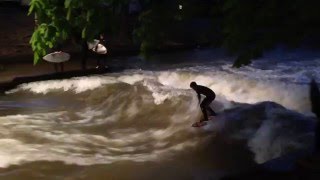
[190,82,217,124]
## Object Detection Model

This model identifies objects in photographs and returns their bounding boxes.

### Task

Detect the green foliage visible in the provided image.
[28,0,320,67]
[29,0,71,64]
[28,0,129,65]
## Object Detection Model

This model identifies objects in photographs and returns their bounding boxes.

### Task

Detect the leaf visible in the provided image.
[37,0,45,9]
[29,31,36,44]
[48,42,53,48]
[36,42,42,52]
[33,52,40,65]
[41,49,46,56]
[34,1,41,13]
[86,10,93,22]
[28,2,35,15]
[47,25,55,39]
[82,27,87,39]
[65,0,72,8]
[39,26,46,35]
[66,8,72,20]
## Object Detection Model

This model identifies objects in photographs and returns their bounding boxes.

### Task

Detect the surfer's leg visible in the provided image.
[207,95,217,116]
[96,55,106,69]
[208,107,217,116]
[202,97,217,118]
[200,98,210,121]
[207,100,217,116]
[96,57,101,68]
[200,107,208,122]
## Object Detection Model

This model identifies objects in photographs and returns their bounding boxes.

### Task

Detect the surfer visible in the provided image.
[190,82,217,123]
[94,34,108,69]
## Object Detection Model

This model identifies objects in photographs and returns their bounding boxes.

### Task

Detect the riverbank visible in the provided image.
[0,5,211,84]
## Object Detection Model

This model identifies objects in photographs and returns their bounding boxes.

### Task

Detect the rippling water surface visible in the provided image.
[0,48,319,179]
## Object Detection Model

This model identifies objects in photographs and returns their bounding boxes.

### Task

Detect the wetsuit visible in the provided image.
[194,85,217,121]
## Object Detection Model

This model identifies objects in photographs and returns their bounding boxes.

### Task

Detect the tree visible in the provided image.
[29,0,212,64]
[29,0,320,68]
[134,0,215,58]
[28,0,128,67]
[133,0,182,58]
[221,0,320,67]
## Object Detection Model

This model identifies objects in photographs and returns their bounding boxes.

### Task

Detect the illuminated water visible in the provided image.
[0,48,318,179]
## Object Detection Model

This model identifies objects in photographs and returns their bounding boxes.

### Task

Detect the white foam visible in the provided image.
[0,136,199,167]
[0,106,200,168]
[156,69,310,113]
[1,49,319,169]
[117,74,145,85]
[223,58,320,84]
[0,129,198,167]
[6,63,313,114]
[142,78,190,105]
[7,76,118,94]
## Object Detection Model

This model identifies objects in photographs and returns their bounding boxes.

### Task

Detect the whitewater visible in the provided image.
[0,48,319,179]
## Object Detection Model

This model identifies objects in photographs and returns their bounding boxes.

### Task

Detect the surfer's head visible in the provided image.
[190,81,197,89]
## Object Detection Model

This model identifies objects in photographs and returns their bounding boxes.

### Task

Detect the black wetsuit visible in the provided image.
[194,85,217,121]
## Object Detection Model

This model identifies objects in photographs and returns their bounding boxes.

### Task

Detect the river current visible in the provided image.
[0,48,319,179]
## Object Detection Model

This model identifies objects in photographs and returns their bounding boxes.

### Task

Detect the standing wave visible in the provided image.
[2,65,316,166]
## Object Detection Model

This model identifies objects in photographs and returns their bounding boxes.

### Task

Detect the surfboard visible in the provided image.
[92,44,107,54]
[87,39,108,54]
[43,51,70,63]
[192,121,207,127]
[87,39,100,50]
[192,116,215,127]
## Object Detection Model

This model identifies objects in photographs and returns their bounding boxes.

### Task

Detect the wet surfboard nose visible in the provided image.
[192,121,207,127]
[192,116,215,127]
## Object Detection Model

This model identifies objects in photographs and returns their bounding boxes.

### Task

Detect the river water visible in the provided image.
[0,48,319,179]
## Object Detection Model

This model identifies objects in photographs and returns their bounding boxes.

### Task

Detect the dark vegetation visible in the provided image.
[28,0,320,67]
